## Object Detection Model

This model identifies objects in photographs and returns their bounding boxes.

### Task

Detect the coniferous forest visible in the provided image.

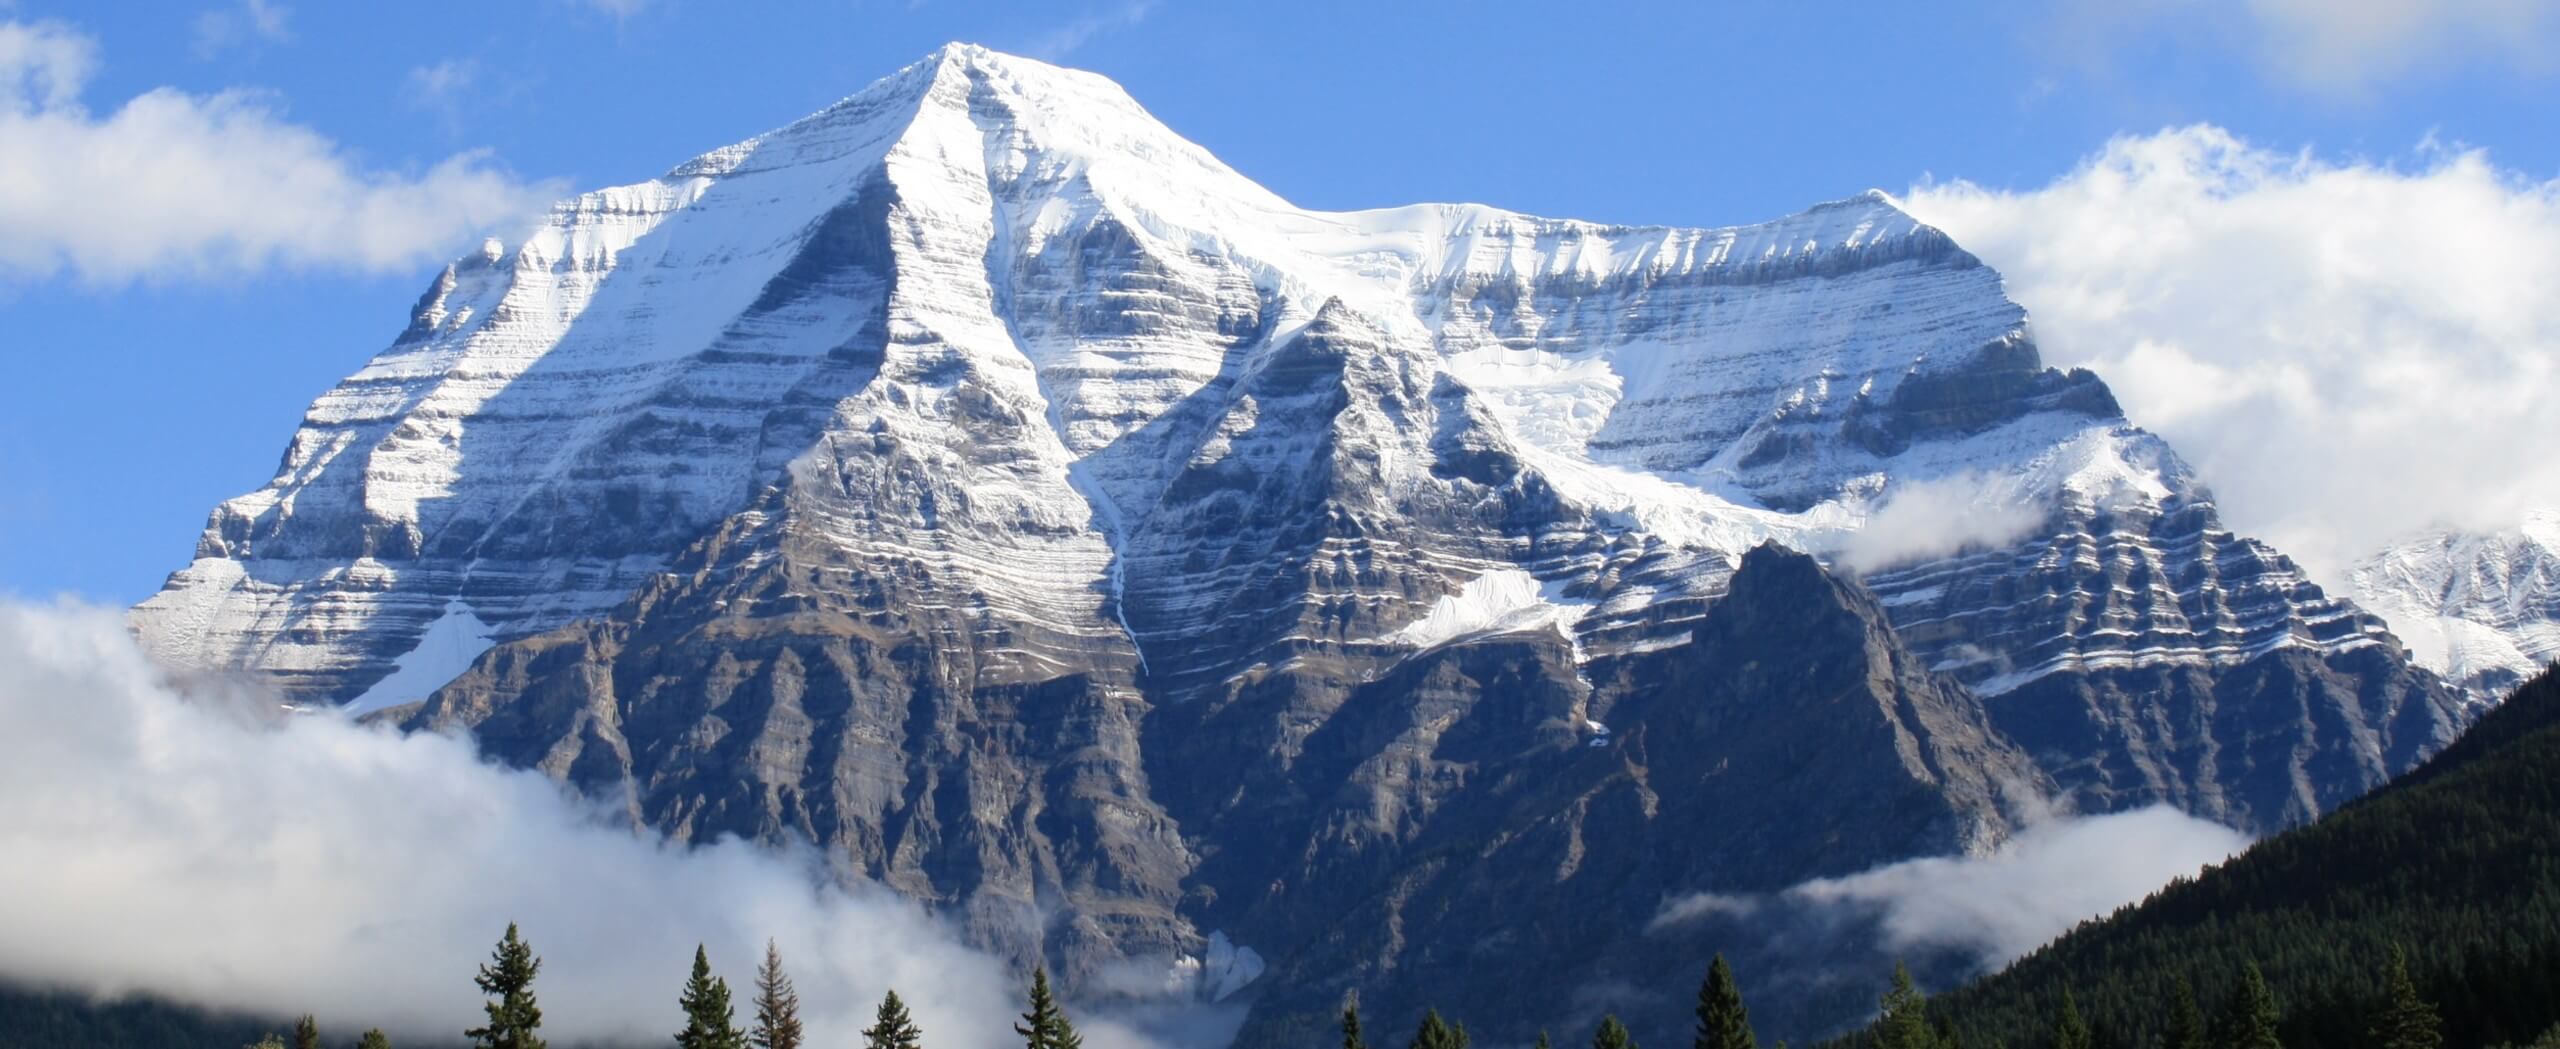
[6,667,2558,1049]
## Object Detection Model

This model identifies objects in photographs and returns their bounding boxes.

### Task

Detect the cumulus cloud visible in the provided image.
[1835,472,2050,575]
[0,18,557,284]
[1905,126,2560,588]
[0,600,1182,1048]
[1652,806,2250,967]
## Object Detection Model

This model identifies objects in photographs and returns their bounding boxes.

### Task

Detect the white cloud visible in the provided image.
[403,57,482,132]
[1786,807,2250,963]
[1651,806,2251,967]
[2046,0,2560,97]
[569,0,653,18]
[1904,125,2560,589]
[191,0,292,58]
[0,600,1181,1048]
[1834,473,2050,575]
[1021,0,1157,61]
[2241,0,2560,94]
[0,19,558,284]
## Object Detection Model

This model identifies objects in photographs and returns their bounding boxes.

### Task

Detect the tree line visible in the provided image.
[238,921,1050,1049]
[233,927,2530,1049]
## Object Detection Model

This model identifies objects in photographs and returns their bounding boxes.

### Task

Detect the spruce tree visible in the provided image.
[1877,962,1937,1049]
[750,940,803,1049]
[466,922,547,1049]
[292,1014,320,1049]
[247,1037,287,1049]
[1695,954,1756,1049]
[1015,967,1084,1049]
[2162,976,2206,1049]
[1342,994,1368,1049]
[863,989,923,1049]
[1409,1009,1468,1049]
[2052,989,2090,1049]
[676,945,747,1049]
[2210,963,2282,1049]
[358,1030,393,1049]
[1593,1014,1637,1049]
[1535,1032,1553,1049]
[2369,946,2442,1049]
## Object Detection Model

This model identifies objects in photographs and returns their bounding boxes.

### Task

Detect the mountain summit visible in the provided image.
[133,44,2464,1044]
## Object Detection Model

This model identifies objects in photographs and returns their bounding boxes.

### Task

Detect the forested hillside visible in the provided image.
[1855,666,2560,1049]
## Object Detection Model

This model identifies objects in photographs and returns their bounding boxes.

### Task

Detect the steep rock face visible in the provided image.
[1217,545,2043,1048]
[2351,510,2560,701]
[130,41,2474,1040]
[1864,497,2463,828]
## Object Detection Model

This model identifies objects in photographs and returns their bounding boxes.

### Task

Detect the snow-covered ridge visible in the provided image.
[135,43,2401,715]
[2351,510,2560,701]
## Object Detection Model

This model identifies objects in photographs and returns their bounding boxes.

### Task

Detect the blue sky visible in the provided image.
[6,0,2559,603]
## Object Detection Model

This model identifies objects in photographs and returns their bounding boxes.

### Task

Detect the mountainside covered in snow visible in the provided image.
[132,44,2468,1045]
[2352,511,2560,700]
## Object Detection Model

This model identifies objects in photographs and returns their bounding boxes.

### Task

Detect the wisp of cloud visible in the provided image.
[1654,806,2251,969]
[0,600,1175,1048]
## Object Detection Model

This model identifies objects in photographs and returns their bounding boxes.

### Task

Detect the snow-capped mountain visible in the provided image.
[130,44,2464,1045]
[2352,511,2560,699]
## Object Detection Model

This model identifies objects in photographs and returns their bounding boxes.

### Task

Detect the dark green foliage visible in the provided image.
[677,945,747,1049]
[2212,963,2282,1049]
[2162,977,2205,1049]
[359,1029,394,1049]
[1409,1008,1470,1049]
[247,1037,288,1049]
[468,922,547,1049]
[1876,963,1937,1049]
[863,988,923,1049]
[1695,954,1756,1049]
[1537,1032,1553,1049]
[2369,946,2441,1049]
[1343,995,1368,1049]
[750,940,803,1049]
[2050,990,2088,1049]
[1015,967,1083,1049]
[293,1013,320,1049]
[1594,1014,1637,1049]
[1839,667,2560,1049]
[0,983,282,1049]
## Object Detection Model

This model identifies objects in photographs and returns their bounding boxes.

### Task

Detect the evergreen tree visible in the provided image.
[750,940,803,1049]
[1342,994,1368,1049]
[467,923,547,1049]
[2210,963,2282,1049]
[2370,946,2442,1049]
[675,945,747,1049]
[1535,1032,1552,1049]
[2052,990,2090,1049]
[292,1014,320,1049]
[1015,967,1084,1049]
[1594,1014,1638,1049]
[1877,962,1938,1049]
[358,1030,393,1049]
[1409,1009,1469,1049]
[862,989,923,1049]
[246,1037,286,1049]
[1695,954,1756,1049]
[2163,977,2206,1049]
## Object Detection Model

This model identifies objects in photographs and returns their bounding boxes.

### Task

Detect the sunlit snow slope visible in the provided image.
[2353,510,2560,701]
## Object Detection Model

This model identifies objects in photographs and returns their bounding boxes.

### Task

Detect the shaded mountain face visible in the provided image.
[132,43,2465,1043]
